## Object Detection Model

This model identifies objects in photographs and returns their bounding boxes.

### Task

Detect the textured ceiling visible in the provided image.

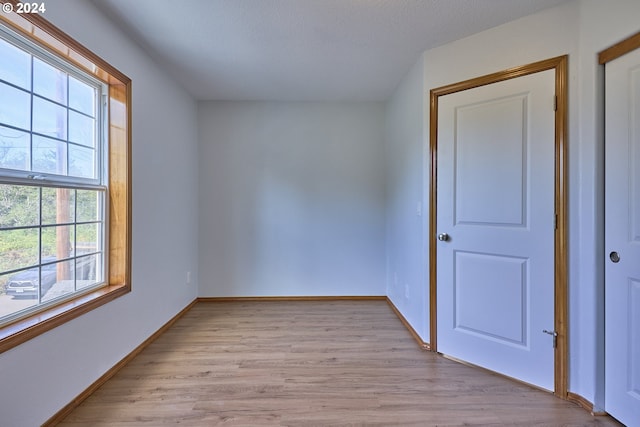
[91,0,571,101]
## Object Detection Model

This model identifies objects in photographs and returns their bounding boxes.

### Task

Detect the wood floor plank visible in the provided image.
[56,301,622,426]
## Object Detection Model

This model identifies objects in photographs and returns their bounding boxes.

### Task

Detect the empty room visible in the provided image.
[0,0,639,425]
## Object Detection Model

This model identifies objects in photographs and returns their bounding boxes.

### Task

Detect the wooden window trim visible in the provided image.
[0,1,131,354]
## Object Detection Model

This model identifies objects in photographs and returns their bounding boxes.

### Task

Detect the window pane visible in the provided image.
[41,259,74,302]
[76,254,102,290]
[0,125,29,171]
[0,82,30,130]
[0,182,106,315]
[1,272,38,315]
[76,190,101,222]
[69,76,95,117]
[32,135,67,175]
[33,58,67,105]
[41,187,75,225]
[41,225,75,261]
[0,38,31,90]
[76,223,100,255]
[69,144,95,179]
[33,97,67,140]
[0,228,39,273]
[69,111,95,147]
[0,184,39,228]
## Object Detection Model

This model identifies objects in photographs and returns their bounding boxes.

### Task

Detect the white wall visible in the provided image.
[385,57,428,338]
[385,0,640,408]
[198,102,386,297]
[0,1,200,425]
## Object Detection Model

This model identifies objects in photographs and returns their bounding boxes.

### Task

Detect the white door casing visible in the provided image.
[436,70,556,391]
[604,47,640,426]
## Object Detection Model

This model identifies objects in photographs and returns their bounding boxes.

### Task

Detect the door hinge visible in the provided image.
[555,214,558,229]
[543,329,558,348]
[554,96,558,111]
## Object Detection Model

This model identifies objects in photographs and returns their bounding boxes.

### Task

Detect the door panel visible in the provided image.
[437,70,555,391]
[605,48,640,426]
[455,95,527,227]
[454,252,527,346]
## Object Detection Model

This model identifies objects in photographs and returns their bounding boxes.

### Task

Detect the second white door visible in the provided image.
[436,70,556,390]
[604,46,640,427]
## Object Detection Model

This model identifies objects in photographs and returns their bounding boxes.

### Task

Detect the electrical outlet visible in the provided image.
[404,283,409,299]
[186,271,191,285]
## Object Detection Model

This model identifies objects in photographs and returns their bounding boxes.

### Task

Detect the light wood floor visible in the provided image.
[57,301,622,426]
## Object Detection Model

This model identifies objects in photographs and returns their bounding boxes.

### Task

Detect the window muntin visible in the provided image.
[0,25,107,326]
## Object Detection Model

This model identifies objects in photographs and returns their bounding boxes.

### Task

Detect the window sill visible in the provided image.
[0,282,130,354]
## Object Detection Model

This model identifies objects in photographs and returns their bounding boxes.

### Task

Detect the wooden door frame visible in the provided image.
[428,55,569,398]
[598,32,640,64]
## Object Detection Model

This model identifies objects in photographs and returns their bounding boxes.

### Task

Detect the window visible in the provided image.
[0,4,130,352]
[0,28,107,325]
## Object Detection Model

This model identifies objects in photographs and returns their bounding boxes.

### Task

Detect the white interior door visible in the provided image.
[605,47,640,426]
[436,70,556,391]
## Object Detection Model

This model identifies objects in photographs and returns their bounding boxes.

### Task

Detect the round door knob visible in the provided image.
[610,251,620,263]
[438,233,450,242]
